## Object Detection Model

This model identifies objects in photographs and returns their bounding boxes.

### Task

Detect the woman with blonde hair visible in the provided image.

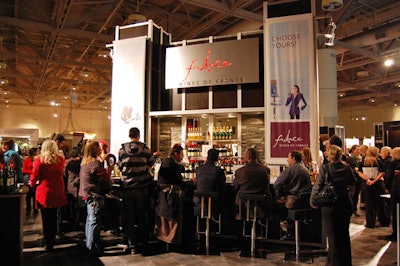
[30,140,67,251]
[357,146,390,228]
[310,145,355,266]
[301,147,318,183]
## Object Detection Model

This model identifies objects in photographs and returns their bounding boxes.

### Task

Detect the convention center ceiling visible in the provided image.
[0,0,399,110]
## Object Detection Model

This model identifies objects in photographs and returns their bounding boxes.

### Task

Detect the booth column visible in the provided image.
[318,48,338,128]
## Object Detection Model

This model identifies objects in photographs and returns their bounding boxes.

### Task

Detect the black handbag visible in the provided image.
[312,164,338,206]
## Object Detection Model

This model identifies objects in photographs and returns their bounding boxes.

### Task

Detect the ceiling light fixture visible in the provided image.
[0,62,6,69]
[98,50,110,58]
[384,58,394,67]
[324,19,336,38]
[322,0,343,11]
[0,78,8,85]
[127,0,147,24]
[324,36,335,46]
[80,70,91,78]
[350,115,367,121]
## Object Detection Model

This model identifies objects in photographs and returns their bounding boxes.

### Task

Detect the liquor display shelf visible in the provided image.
[213,139,239,143]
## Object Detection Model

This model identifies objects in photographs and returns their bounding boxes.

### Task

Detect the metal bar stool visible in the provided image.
[285,192,313,262]
[239,193,268,258]
[193,190,221,255]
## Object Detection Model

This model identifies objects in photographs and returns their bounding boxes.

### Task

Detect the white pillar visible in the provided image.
[318,48,338,127]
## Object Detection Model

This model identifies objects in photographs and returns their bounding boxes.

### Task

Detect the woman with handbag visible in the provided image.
[310,145,356,266]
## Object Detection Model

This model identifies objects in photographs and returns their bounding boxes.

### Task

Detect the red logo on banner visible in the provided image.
[183,49,232,81]
[270,122,310,158]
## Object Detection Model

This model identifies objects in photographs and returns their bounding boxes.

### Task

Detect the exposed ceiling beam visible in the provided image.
[179,0,263,22]
[334,40,380,59]
[0,15,113,42]
[0,51,110,70]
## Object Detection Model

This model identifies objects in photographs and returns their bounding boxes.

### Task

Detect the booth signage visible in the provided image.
[110,37,146,156]
[270,122,310,157]
[165,38,259,89]
[264,13,317,163]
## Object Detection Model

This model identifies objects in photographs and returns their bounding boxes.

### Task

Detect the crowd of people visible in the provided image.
[1,131,399,265]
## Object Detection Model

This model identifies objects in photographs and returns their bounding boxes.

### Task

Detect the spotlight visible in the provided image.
[324,36,335,46]
[324,20,336,38]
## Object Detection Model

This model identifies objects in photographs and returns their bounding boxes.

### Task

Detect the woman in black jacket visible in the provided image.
[385,147,400,241]
[155,143,195,245]
[310,145,356,266]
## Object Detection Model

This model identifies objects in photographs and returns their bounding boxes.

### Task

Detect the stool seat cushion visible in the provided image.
[239,193,268,202]
[287,208,313,221]
[194,190,219,198]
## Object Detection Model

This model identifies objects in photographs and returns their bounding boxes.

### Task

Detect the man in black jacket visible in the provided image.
[194,148,226,216]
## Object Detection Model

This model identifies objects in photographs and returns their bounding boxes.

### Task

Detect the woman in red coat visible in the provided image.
[30,139,67,251]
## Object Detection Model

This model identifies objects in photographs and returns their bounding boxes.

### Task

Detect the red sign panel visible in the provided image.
[270,122,310,158]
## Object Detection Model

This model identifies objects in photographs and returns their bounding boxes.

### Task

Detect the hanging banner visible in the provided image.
[264,13,317,163]
[165,38,259,89]
[110,36,147,157]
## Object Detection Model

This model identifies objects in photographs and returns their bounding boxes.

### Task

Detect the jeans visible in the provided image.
[85,196,104,252]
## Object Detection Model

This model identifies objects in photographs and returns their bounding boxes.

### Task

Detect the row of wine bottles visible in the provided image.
[187,126,235,141]
[213,126,234,140]
[0,164,16,194]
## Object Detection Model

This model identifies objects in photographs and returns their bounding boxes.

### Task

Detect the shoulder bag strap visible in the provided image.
[326,164,333,184]
[325,163,332,184]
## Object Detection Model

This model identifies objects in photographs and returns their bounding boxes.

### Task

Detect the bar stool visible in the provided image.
[239,193,269,258]
[193,190,221,255]
[285,192,313,262]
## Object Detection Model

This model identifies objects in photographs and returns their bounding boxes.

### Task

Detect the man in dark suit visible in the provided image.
[233,148,272,255]
[233,148,272,219]
[194,148,226,216]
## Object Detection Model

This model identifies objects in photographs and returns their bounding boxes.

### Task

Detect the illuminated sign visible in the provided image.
[165,38,259,89]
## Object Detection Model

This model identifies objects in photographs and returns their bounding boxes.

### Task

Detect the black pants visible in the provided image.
[322,205,352,266]
[365,180,390,227]
[391,192,399,236]
[41,208,58,248]
[122,188,149,248]
[350,177,362,211]
[25,185,37,214]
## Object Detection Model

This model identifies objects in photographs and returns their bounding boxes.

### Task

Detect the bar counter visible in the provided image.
[0,187,27,266]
